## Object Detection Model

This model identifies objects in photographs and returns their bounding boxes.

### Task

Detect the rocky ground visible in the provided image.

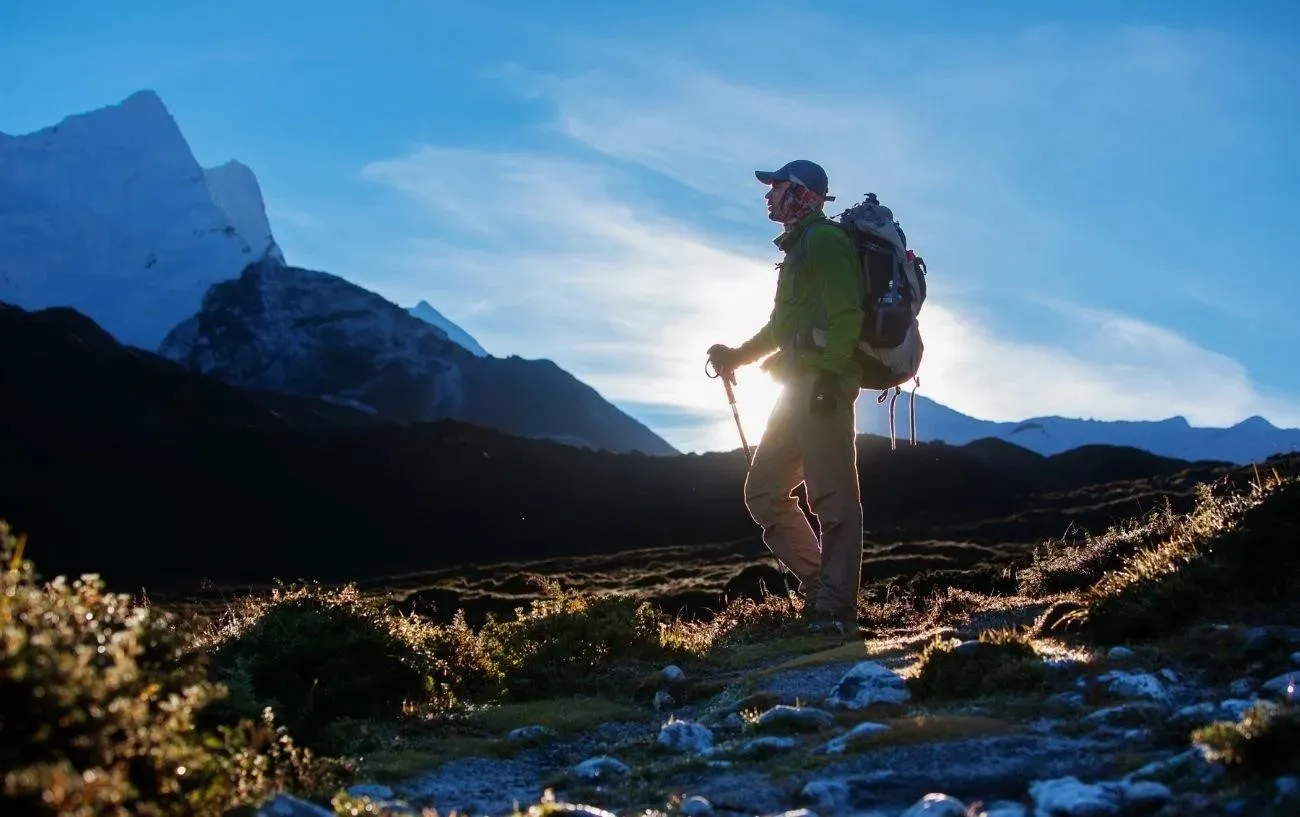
[260,603,1300,817]
[10,457,1296,816]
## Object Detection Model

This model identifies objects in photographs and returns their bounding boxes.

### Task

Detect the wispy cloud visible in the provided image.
[359,19,1300,451]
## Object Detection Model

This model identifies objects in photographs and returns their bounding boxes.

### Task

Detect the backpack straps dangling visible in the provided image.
[888,386,902,451]
[909,376,920,446]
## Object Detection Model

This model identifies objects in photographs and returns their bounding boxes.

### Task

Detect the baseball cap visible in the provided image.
[755,159,834,201]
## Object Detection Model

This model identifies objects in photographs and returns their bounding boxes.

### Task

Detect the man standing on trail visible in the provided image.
[707,159,865,636]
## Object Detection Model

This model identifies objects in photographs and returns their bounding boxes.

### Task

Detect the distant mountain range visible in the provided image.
[1,88,1297,465]
[855,392,1300,466]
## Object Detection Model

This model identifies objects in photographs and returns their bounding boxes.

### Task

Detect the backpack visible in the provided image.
[800,192,928,448]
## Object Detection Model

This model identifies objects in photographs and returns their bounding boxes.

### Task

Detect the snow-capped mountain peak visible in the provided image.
[408,299,489,357]
[0,89,281,350]
[204,159,284,264]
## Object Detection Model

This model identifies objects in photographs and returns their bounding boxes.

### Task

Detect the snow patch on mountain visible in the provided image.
[408,300,489,357]
[0,89,276,350]
[204,160,284,264]
[857,392,1300,465]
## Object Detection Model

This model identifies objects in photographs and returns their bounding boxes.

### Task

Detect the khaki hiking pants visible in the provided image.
[743,368,863,621]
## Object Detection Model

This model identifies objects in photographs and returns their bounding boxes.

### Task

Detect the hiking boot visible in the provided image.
[805,608,859,637]
[806,618,847,635]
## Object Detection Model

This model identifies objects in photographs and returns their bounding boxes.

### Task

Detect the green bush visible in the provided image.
[0,520,347,816]
[1192,700,1300,779]
[908,628,1051,701]
[205,585,502,752]
[477,578,697,700]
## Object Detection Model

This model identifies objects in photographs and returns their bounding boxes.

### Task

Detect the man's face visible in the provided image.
[765,180,790,222]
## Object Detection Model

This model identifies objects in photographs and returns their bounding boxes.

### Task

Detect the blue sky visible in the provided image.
[3,0,1300,453]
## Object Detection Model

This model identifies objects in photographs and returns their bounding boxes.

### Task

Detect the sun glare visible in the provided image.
[672,273,788,455]
[700,364,784,454]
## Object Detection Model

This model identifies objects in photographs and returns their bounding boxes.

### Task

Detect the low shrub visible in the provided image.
[908,628,1051,701]
[1192,700,1300,779]
[477,578,700,700]
[203,584,502,752]
[0,520,347,816]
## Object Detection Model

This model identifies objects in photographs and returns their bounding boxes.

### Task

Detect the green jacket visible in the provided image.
[736,208,864,382]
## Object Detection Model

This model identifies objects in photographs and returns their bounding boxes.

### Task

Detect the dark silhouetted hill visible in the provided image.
[0,302,1235,594]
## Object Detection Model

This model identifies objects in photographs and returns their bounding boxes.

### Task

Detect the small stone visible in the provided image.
[1028,717,1058,733]
[1260,672,1295,699]
[1028,776,1121,816]
[900,792,968,816]
[742,735,799,754]
[680,795,713,816]
[658,719,714,754]
[1291,652,1300,666]
[1106,646,1135,660]
[1174,702,1218,723]
[1084,702,1163,726]
[653,689,676,711]
[823,720,890,753]
[507,725,553,742]
[1229,677,1255,697]
[1121,780,1173,808]
[825,660,911,709]
[573,756,630,781]
[1218,698,1255,720]
[755,704,835,731]
[800,779,850,811]
[1099,670,1170,703]
[1125,748,1204,783]
[1047,691,1086,708]
[662,664,686,683]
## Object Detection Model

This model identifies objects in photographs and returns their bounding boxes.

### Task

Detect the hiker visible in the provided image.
[707,159,865,635]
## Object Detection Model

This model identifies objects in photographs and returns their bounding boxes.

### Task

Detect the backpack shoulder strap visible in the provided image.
[796,217,840,260]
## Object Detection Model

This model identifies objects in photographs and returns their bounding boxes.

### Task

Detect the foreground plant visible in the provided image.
[1192,699,1300,779]
[0,520,347,816]
[1035,463,1300,642]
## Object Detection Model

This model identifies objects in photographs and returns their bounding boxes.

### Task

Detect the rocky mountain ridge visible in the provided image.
[156,256,675,454]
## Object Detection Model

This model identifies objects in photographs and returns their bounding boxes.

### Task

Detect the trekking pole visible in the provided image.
[705,358,752,464]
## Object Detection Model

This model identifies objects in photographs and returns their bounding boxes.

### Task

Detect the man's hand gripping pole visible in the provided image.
[705,357,752,465]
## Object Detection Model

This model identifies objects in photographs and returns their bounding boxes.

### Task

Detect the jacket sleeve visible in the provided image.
[806,225,864,379]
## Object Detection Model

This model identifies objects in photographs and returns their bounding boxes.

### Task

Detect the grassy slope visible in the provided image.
[3,455,1299,815]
